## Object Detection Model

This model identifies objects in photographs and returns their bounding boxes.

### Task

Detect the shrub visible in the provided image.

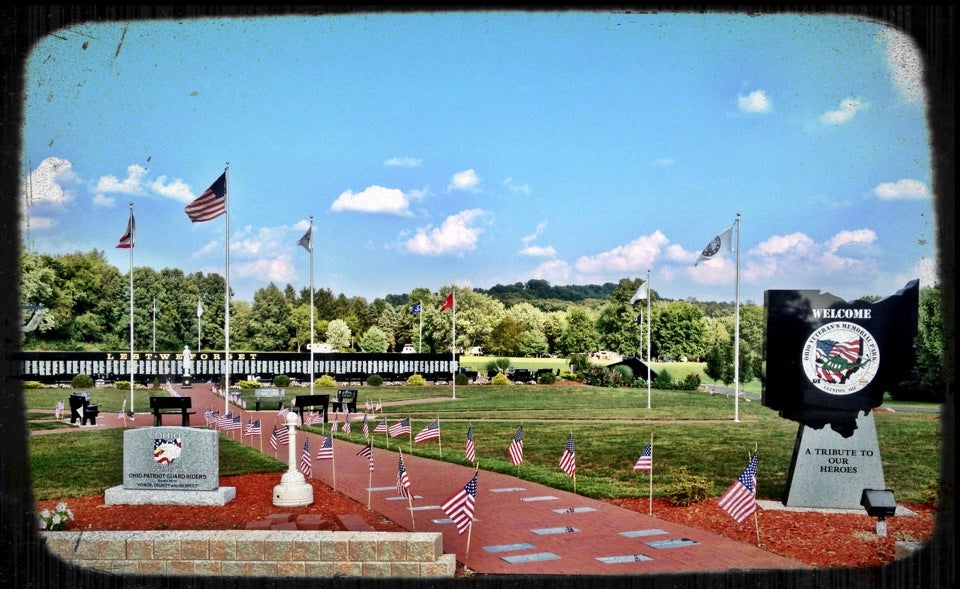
[22,381,46,389]
[406,373,427,386]
[367,374,384,387]
[680,373,701,390]
[663,466,710,506]
[71,374,94,389]
[114,380,130,390]
[237,379,260,389]
[273,374,291,387]
[315,374,337,387]
[490,373,510,386]
[455,373,469,386]
[652,369,674,389]
[539,371,556,385]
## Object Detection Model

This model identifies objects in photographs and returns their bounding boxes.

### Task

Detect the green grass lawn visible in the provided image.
[25,382,942,505]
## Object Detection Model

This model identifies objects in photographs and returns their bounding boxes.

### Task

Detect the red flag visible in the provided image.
[116,210,135,248]
[185,171,227,223]
[439,292,453,312]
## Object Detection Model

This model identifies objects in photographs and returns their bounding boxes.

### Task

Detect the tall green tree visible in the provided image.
[650,300,707,360]
[248,283,292,351]
[557,307,600,355]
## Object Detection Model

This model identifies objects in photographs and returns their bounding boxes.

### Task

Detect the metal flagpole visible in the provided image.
[418,300,423,353]
[152,297,156,353]
[224,163,231,417]
[309,215,315,396]
[451,291,456,400]
[646,268,651,410]
[197,298,202,350]
[128,202,135,414]
[733,212,742,422]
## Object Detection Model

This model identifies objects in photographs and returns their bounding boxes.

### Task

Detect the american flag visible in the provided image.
[275,423,289,446]
[203,408,216,425]
[343,411,351,435]
[184,171,227,223]
[226,415,243,431]
[633,442,653,471]
[278,407,289,418]
[153,436,182,465]
[298,439,312,477]
[365,400,373,412]
[362,413,370,438]
[441,471,478,535]
[373,418,388,433]
[55,400,64,420]
[815,337,865,383]
[357,443,374,471]
[375,399,382,412]
[330,411,339,432]
[508,425,524,466]
[396,453,412,497]
[244,419,261,436]
[306,410,320,426]
[316,434,334,460]
[414,419,440,443]
[218,412,233,430]
[718,452,758,523]
[559,434,576,477]
[116,210,135,248]
[269,426,279,450]
[389,417,411,438]
[465,426,476,463]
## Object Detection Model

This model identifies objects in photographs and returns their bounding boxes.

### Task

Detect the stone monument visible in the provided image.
[104,426,235,505]
[763,280,918,508]
[182,345,193,389]
[273,411,314,507]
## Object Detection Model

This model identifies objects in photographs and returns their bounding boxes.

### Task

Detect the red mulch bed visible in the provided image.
[38,473,937,570]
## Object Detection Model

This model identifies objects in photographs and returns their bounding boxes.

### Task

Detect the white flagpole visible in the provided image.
[309,215,315,397]
[127,202,135,414]
[451,290,456,400]
[224,163,231,417]
[197,298,202,350]
[733,212,742,422]
[152,297,156,353]
[418,299,423,353]
[646,268,651,410]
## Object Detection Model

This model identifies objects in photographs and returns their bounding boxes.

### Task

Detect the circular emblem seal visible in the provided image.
[701,235,722,258]
[802,321,879,395]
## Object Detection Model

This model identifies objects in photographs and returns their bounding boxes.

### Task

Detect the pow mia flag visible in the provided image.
[762,280,919,438]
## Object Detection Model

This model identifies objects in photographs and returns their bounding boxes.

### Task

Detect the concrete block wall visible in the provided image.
[41,530,457,578]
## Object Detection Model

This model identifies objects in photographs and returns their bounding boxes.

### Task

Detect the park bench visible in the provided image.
[331,389,358,414]
[254,388,285,411]
[69,391,100,426]
[508,368,535,383]
[149,396,196,427]
[291,394,330,424]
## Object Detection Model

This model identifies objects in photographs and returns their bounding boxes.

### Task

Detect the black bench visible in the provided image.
[254,388,285,411]
[150,396,196,427]
[291,394,330,424]
[69,391,100,426]
[508,368,535,383]
[331,389,358,413]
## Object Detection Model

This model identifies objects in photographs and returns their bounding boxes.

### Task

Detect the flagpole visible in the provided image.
[437,416,442,458]
[646,268,651,410]
[127,202,135,414]
[152,297,156,353]
[648,432,654,515]
[451,290,456,400]
[224,163,231,417]
[332,439,337,491]
[733,213,741,423]
[309,215,315,397]
[418,300,423,353]
[197,298,202,350]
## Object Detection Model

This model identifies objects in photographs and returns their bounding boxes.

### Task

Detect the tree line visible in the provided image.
[18,249,945,401]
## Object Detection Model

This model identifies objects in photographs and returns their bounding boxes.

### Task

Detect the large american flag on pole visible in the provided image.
[718,452,758,523]
[184,171,227,223]
[441,471,478,535]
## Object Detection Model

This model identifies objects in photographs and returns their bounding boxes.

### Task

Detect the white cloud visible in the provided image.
[820,98,863,125]
[522,221,548,246]
[150,176,196,202]
[95,164,148,194]
[448,169,481,192]
[232,254,297,283]
[573,231,668,274]
[531,259,572,283]
[92,194,116,207]
[384,156,422,167]
[405,208,486,255]
[825,229,877,253]
[752,233,816,257]
[652,158,675,167]
[503,177,531,194]
[330,185,412,216]
[737,89,772,113]
[878,27,925,104]
[873,179,929,200]
[520,245,557,258]
[21,157,76,207]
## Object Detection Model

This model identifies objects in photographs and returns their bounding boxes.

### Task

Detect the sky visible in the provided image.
[19,11,938,306]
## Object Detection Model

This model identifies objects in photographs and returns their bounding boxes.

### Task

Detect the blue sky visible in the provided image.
[20,11,937,305]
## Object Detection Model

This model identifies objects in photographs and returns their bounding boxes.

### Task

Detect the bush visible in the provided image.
[71,374,94,389]
[237,379,260,389]
[490,373,510,386]
[679,373,701,390]
[114,380,130,390]
[652,369,674,389]
[539,371,556,385]
[273,374,291,387]
[406,373,427,386]
[315,374,337,387]
[663,466,710,506]
[367,374,384,387]
[22,381,46,389]
[455,373,469,386]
